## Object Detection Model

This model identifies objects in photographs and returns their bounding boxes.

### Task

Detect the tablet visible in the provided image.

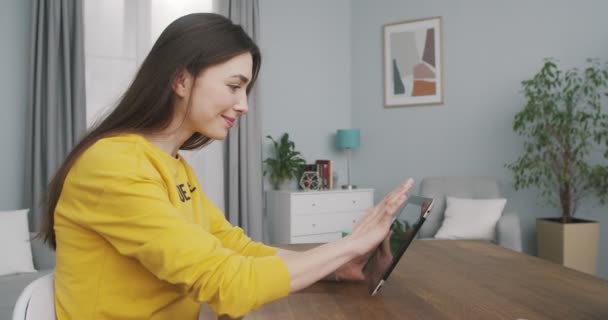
[362,195,434,296]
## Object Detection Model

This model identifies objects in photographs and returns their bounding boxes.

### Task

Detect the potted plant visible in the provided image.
[264,133,306,190]
[506,58,608,275]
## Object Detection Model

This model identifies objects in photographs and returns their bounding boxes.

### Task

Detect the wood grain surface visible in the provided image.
[201,240,608,319]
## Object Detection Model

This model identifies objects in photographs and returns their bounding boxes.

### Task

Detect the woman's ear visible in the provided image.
[172,68,193,99]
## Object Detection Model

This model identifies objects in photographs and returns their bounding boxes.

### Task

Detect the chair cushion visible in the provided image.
[434,197,506,240]
[0,209,36,276]
[418,177,502,239]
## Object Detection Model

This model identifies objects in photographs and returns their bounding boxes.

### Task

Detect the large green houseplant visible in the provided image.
[263,133,306,190]
[507,58,608,221]
[506,58,608,274]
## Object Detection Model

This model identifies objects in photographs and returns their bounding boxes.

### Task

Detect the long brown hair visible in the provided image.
[39,13,261,249]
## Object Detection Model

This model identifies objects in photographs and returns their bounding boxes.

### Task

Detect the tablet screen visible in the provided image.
[362,195,434,295]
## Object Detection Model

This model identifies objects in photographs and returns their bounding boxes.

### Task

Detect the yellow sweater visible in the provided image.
[53,134,290,319]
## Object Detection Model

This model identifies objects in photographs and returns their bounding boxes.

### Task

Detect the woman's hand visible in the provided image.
[335,179,414,281]
[276,179,414,292]
[335,231,394,281]
[334,254,368,281]
[346,178,414,256]
[375,230,394,272]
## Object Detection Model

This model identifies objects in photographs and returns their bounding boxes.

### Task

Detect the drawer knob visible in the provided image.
[352,219,356,223]
[312,223,316,227]
[312,203,316,207]
[352,200,357,204]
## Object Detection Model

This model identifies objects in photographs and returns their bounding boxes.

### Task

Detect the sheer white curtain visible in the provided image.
[83,0,224,210]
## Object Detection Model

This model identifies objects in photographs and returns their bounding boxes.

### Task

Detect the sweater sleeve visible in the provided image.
[202,195,278,257]
[60,149,290,318]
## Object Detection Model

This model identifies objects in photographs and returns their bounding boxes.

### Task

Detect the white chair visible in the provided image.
[12,272,56,320]
[418,177,523,252]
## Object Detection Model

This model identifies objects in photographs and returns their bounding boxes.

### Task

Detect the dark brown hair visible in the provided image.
[39,13,261,248]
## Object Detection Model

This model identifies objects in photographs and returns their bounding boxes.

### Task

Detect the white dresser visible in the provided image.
[266,188,374,244]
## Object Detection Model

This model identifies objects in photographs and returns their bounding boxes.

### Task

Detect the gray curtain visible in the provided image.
[25,0,86,230]
[217,0,265,241]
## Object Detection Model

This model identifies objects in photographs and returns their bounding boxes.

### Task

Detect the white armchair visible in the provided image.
[418,176,523,252]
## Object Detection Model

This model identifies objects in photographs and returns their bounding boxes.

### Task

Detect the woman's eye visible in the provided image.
[228,85,241,92]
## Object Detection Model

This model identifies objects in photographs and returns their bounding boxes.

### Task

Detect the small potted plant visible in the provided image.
[264,133,306,190]
[506,58,608,275]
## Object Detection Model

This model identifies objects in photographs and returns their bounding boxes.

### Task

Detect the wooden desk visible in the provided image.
[202,240,608,319]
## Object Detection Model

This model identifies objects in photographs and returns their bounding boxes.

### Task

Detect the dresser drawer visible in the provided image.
[266,188,374,244]
[290,232,342,244]
[291,191,372,215]
[291,212,363,236]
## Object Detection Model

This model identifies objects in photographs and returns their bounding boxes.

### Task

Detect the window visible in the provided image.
[84,0,214,126]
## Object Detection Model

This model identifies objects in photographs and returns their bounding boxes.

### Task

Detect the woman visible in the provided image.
[40,13,414,319]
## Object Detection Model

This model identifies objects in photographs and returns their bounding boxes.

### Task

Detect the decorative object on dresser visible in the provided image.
[335,129,360,190]
[263,133,306,190]
[299,164,321,191]
[315,159,333,190]
[266,189,374,244]
[506,58,608,275]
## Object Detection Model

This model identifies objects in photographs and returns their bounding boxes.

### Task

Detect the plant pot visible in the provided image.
[536,218,600,275]
[277,180,291,191]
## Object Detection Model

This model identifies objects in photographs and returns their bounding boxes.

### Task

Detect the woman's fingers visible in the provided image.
[378,180,413,217]
[383,179,414,209]
[375,184,405,215]
[365,179,414,220]
[373,180,414,237]
[378,194,407,228]
[386,179,414,215]
[353,179,413,237]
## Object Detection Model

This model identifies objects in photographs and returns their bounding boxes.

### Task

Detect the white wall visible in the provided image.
[258,0,353,190]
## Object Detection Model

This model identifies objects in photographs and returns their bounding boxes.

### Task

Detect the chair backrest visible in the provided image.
[417,177,502,239]
[12,272,56,320]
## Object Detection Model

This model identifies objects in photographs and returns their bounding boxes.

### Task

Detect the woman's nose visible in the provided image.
[235,95,249,114]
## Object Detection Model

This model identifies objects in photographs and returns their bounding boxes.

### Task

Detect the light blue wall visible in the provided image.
[258,0,608,279]
[258,0,352,190]
[0,0,31,210]
[350,0,608,279]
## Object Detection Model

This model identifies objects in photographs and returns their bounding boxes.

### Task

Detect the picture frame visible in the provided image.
[383,17,443,108]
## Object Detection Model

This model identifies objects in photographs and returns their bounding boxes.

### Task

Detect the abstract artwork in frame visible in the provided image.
[383,17,443,108]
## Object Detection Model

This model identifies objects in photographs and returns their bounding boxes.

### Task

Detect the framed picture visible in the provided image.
[383,17,443,107]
